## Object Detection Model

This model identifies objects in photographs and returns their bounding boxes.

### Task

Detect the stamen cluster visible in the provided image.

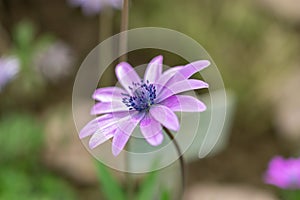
[122,80,156,112]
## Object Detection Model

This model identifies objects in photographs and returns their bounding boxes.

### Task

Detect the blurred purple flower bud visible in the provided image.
[264,156,300,189]
[34,41,76,83]
[0,56,20,92]
[68,0,123,15]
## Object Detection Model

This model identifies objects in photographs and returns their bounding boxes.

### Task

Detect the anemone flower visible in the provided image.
[80,55,210,156]
[68,0,123,15]
[0,56,20,92]
[264,156,300,189]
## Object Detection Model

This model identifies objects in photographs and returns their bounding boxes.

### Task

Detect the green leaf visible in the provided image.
[136,171,158,200]
[160,189,171,200]
[96,161,126,200]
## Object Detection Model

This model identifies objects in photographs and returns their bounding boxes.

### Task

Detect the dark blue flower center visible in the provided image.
[122,80,156,112]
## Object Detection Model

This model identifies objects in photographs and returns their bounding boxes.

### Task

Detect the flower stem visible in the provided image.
[99,8,113,42]
[119,0,133,199]
[99,8,114,86]
[119,0,129,62]
[163,126,185,199]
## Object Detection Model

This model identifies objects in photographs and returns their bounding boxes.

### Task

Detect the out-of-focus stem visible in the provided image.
[119,0,129,62]
[163,127,185,199]
[99,8,113,42]
[99,8,114,86]
[119,0,133,199]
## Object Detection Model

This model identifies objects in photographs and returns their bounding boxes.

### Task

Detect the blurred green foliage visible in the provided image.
[281,190,300,200]
[10,21,55,102]
[96,161,171,200]
[0,113,77,199]
[12,20,55,70]
[160,189,171,200]
[136,168,158,200]
[96,162,126,200]
[0,113,43,162]
[0,168,76,200]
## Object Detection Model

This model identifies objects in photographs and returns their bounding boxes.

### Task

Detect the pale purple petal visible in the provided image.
[91,101,129,115]
[166,60,210,86]
[156,66,184,90]
[179,60,210,78]
[140,114,163,146]
[89,126,115,149]
[144,55,163,83]
[111,129,130,156]
[157,79,209,102]
[115,112,145,134]
[93,86,126,102]
[160,95,206,112]
[112,112,145,156]
[80,112,130,139]
[162,66,184,78]
[79,114,113,139]
[150,105,179,131]
[115,62,141,93]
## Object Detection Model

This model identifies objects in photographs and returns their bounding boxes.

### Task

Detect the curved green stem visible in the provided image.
[163,127,185,199]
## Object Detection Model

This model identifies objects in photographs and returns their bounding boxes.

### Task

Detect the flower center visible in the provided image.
[122,80,156,112]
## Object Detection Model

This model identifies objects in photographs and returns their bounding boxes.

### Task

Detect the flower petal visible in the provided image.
[92,87,126,102]
[91,101,129,115]
[150,105,179,131]
[140,114,163,146]
[179,60,210,78]
[160,95,207,112]
[112,112,145,156]
[111,129,131,156]
[115,62,141,93]
[167,60,210,86]
[79,114,113,139]
[80,112,131,139]
[162,66,184,78]
[144,55,163,83]
[157,79,209,102]
[89,126,116,149]
[156,66,184,93]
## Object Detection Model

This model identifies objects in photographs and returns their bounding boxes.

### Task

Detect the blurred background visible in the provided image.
[0,0,300,199]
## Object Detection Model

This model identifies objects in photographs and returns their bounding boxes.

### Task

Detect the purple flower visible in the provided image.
[0,56,20,92]
[34,41,75,83]
[264,156,300,189]
[80,55,210,156]
[68,0,123,15]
